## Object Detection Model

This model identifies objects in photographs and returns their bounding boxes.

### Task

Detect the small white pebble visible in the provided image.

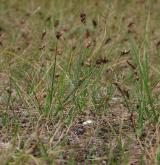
[83,120,93,126]
[112,97,120,101]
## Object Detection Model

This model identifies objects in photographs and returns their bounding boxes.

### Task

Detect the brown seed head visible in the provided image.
[56,31,62,40]
[54,20,59,28]
[80,13,86,24]
[92,19,97,28]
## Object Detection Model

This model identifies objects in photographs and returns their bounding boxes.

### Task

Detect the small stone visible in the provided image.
[83,120,93,126]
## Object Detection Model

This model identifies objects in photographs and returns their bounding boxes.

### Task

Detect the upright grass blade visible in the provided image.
[45,41,58,115]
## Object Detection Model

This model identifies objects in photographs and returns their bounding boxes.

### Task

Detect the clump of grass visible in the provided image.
[0,0,160,164]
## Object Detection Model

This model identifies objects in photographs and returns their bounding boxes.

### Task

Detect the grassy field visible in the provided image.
[0,0,160,164]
